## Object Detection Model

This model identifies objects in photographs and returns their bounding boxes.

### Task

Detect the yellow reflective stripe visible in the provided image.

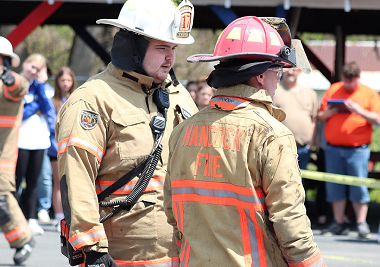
[58,134,105,162]
[69,228,106,250]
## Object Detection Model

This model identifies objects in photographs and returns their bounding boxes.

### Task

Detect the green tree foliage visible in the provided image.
[173,28,222,82]
[22,25,74,75]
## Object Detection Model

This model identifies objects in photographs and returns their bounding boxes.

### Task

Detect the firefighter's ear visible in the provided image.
[245,75,264,88]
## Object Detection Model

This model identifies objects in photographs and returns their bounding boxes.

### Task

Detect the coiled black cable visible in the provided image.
[99,144,163,223]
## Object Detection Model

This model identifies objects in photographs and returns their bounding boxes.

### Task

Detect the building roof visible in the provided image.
[298,41,380,91]
[308,41,380,72]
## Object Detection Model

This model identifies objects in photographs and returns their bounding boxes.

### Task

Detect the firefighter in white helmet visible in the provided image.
[55,0,197,266]
[164,16,326,266]
[0,36,35,265]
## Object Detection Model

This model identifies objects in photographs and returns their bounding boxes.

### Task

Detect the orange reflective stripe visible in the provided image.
[249,209,267,266]
[173,201,184,234]
[0,116,21,127]
[209,95,251,110]
[239,208,267,266]
[176,240,182,250]
[180,239,190,267]
[171,180,266,211]
[95,176,164,195]
[239,208,253,267]
[0,159,17,172]
[173,180,265,197]
[289,250,326,267]
[3,73,23,101]
[114,257,179,266]
[68,228,107,250]
[58,134,105,163]
[5,218,29,243]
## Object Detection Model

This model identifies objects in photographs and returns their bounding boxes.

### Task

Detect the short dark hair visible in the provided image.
[342,62,361,78]
[186,80,197,89]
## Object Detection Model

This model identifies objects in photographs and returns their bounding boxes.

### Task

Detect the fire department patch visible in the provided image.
[80,110,99,130]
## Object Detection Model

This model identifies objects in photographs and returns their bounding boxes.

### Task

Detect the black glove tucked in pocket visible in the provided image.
[85,251,118,267]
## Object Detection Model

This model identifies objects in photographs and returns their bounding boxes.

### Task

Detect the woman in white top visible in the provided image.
[15,54,53,235]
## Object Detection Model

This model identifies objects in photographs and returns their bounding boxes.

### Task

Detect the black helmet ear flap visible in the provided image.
[259,17,291,48]
[111,29,149,73]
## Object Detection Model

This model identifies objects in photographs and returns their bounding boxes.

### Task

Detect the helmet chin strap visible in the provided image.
[169,68,179,86]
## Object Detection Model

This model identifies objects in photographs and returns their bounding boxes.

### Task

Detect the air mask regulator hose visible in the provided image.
[99,143,163,223]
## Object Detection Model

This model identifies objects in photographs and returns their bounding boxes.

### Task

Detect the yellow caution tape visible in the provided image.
[323,254,374,264]
[301,169,380,190]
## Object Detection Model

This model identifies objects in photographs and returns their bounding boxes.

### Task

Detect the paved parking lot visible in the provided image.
[0,203,379,266]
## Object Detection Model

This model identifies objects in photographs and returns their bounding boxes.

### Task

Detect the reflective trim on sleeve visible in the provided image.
[5,218,29,243]
[173,201,184,234]
[171,180,266,210]
[288,250,326,267]
[95,176,165,195]
[68,228,107,250]
[0,116,22,128]
[114,257,179,266]
[3,73,23,101]
[0,159,16,172]
[176,240,182,251]
[58,134,105,163]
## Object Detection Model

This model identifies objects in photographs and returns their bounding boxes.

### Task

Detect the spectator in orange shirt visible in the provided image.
[318,62,380,239]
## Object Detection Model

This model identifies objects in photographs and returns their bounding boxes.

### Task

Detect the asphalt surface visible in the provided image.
[0,204,379,267]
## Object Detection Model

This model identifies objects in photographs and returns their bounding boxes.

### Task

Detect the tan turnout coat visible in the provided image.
[0,72,32,248]
[56,63,198,266]
[164,84,325,267]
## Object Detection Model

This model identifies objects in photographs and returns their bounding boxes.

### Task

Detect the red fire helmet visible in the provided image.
[188,16,311,73]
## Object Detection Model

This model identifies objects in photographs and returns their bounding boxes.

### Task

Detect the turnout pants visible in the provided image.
[0,192,32,248]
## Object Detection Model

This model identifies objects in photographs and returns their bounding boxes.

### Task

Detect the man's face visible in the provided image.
[187,83,197,101]
[342,76,360,92]
[282,68,301,83]
[142,39,177,83]
[0,55,3,70]
[263,67,282,98]
[196,85,214,107]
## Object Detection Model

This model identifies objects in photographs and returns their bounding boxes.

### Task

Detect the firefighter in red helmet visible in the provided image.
[164,16,325,266]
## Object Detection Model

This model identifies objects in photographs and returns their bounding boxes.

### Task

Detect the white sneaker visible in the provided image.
[53,220,61,233]
[37,210,50,223]
[28,219,44,235]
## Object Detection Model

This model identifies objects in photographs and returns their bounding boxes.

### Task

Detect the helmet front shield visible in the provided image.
[260,17,311,74]
[291,39,312,74]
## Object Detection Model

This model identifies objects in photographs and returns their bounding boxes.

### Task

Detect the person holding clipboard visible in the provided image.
[318,62,380,239]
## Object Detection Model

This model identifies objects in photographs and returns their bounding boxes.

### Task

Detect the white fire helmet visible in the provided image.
[97,0,194,45]
[0,36,20,68]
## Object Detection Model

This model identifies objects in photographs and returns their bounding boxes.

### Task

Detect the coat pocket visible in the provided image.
[111,113,153,160]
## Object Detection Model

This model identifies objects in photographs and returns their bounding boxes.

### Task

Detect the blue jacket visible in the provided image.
[23,80,57,156]
[23,80,53,119]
